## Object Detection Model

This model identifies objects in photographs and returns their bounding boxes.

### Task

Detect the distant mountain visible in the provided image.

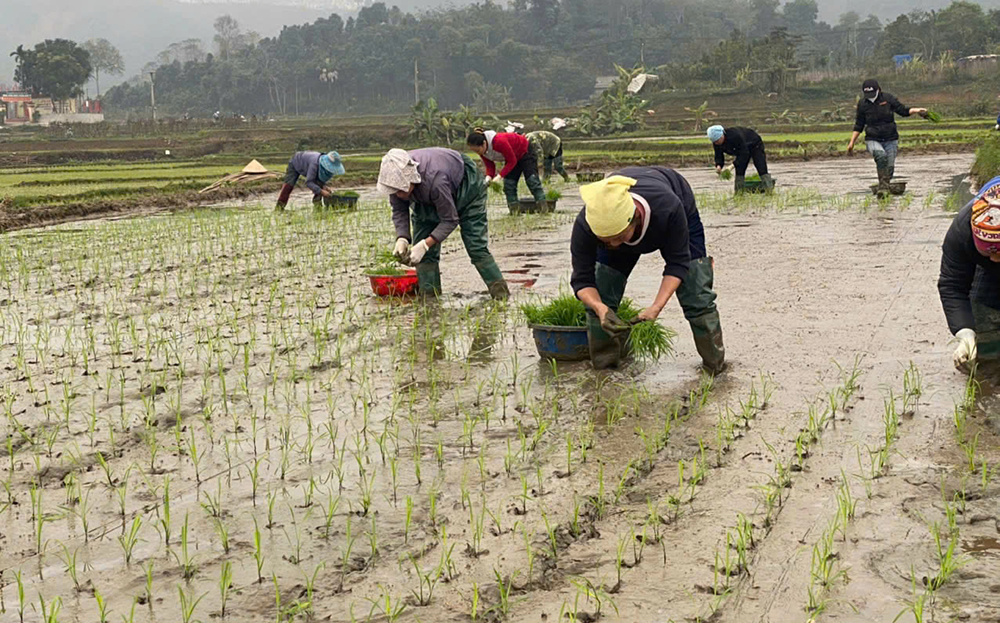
[0,0,330,94]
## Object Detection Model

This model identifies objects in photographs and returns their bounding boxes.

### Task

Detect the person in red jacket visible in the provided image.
[467,127,547,209]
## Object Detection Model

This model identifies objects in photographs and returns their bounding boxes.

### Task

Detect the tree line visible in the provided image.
[12,0,1000,118]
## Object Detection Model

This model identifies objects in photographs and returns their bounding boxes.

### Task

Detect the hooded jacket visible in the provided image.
[853,91,911,142]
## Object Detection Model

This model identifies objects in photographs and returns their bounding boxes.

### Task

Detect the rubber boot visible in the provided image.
[487,280,510,301]
[587,313,623,370]
[688,310,726,374]
[503,176,519,207]
[586,264,629,370]
[275,183,293,211]
[876,168,891,197]
[734,175,746,194]
[760,174,775,192]
[554,155,570,182]
[526,174,546,203]
[689,310,726,374]
[416,263,442,298]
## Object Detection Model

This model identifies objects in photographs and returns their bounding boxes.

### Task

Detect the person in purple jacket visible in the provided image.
[275,150,345,210]
[377,147,509,300]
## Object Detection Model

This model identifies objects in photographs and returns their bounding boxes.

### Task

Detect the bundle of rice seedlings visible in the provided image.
[617,298,676,360]
[521,294,587,327]
[545,189,563,201]
[521,294,675,360]
[925,110,943,123]
[718,168,733,181]
[365,251,408,276]
[488,180,503,194]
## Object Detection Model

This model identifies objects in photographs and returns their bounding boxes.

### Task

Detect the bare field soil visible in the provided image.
[0,154,997,623]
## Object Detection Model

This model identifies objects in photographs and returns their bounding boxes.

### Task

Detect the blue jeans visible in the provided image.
[865,139,898,179]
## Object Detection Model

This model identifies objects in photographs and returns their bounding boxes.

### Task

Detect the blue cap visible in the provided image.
[707,125,724,142]
[318,151,345,182]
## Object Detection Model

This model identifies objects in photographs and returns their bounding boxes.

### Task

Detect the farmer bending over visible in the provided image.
[938,176,1000,372]
[275,151,344,210]
[570,167,726,372]
[466,128,546,211]
[378,148,510,300]
[526,130,570,182]
[707,125,773,193]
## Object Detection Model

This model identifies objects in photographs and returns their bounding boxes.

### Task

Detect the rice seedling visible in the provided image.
[218,561,233,619]
[177,584,206,623]
[118,516,143,565]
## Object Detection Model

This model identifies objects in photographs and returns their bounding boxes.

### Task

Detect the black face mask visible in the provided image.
[862,79,880,99]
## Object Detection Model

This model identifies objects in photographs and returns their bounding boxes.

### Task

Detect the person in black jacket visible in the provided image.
[938,176,1000,372]
[570,167,725,372]
[707,125,772,193]
[847,79,927,195]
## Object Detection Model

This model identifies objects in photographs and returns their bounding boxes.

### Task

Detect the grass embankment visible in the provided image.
[1,99,992,217]
[972,133,1000,187]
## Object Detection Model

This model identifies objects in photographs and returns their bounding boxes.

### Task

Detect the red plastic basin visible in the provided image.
[369,271,419,297]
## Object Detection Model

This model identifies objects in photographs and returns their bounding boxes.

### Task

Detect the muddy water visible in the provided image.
[0,153,996,623]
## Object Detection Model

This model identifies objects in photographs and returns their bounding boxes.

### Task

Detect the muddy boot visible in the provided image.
[526,174,546,203]
[586,263,629,370]
[471,257,509,301]
[876,169,891,197]
[487,280,510,301]
[587,313,623,370]
[275,183,294,211]
[415,263,442,298]
[760,174,775,192]
[503,176,519,206]
[689,310,726,374]
[734,175,746,194]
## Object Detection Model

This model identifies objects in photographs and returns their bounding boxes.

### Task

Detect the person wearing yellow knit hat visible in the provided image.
[571,166,725,371]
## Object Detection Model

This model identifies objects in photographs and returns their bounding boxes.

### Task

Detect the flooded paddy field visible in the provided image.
[1,154,997,623]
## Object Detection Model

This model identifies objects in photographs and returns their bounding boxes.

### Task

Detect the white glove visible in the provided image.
[409,239,430,265]
[393,237,410,262]
[484,175,493,186]
[953,328,977,371]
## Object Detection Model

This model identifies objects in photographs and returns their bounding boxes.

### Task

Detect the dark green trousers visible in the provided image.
[586,257,725,371]
[410,155,506,297]
[972,302,1000,360]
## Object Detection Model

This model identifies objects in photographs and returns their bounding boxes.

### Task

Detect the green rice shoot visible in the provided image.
[545,189,563,201]
[718,168,733,181]
[365,251,407,277]
[521,293,675,360]
[925,110,943,123]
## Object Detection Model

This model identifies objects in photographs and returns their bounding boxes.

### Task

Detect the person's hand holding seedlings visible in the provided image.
[600,308,630,335]
[393,238,410,263]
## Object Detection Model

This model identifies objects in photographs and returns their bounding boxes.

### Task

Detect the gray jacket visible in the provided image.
[390,148,466,243]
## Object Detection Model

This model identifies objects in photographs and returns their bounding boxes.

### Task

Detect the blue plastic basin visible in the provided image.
[530,324,590,361]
